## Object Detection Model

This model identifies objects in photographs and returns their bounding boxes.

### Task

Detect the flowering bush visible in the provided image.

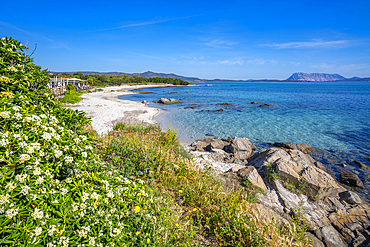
[0,37,191,246]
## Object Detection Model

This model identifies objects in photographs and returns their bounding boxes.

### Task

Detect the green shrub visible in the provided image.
[59,90,82,104]
[102,126,310,246]
[113,122,126,131]
[0,37,193,246]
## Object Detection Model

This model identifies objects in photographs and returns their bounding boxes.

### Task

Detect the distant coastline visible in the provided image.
[53,70,370,83]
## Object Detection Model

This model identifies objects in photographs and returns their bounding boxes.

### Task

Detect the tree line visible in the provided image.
[51,72,190,86]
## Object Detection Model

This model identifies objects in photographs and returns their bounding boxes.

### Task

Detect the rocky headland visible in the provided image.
[186,137,370,247]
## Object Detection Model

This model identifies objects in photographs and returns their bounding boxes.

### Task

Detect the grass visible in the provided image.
[95,123,311,246]
[59,89,83,104]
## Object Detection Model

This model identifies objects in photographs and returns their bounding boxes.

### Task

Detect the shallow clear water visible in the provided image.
[120,81,370,200]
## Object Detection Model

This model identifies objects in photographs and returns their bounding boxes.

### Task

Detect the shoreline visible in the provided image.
[66,84,175,135]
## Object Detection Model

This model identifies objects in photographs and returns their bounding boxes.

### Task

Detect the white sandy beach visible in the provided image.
[66,84,172,135]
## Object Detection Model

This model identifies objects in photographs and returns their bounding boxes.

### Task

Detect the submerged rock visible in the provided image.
[273,142,319,153]
[260,103,274,107]
[273,142,299,150]
[155,98,182,104]
[340,172,364,187]
[251,101,274,107]
[354,160,368,169]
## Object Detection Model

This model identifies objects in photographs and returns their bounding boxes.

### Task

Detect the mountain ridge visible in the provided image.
[52,71,370,82]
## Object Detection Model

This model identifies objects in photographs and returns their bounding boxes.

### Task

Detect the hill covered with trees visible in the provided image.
[51,72,190,86]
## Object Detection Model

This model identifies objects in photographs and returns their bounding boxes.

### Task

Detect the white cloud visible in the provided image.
[311,63,370,74]
[0,21,69,49]
[259,39,350,49]
[219,59,244,65]
[89,14,203,32]
[205,39,237,48]
[247,59,266,65]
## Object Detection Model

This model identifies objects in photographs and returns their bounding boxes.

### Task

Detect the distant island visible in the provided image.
[53,71,370,83]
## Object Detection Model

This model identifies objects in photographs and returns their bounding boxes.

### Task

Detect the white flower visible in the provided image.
[81,192,89,202]
[48,225,56,236]
[15,174,27,183]
[42,132,52,141]
[107,190,114,198]
[113,228,122,235]
[64,156,73,163]
[36,176,44,185]
[31,142,41,150]
[8,66,18,72]
[52,200,59,204]
[33,167,42,176]
[0,111,10,118]
[13,133,21,139]
[88,237,96,246]
[81,152,87,158]
[72,203,78,212]
[80,135,87,141]
[12,106,21,111]
[61,188,68,195]
[26,146,35,154]
[20,185,30,195]
[34,158,40,165]
[45,170,52,177]
[91,192,100,200]
[14,112,22,120]
[78,226,90,238]
[54,150,63,158]
[65,177,72,183]
[31,208,44,220]
[5,181,16,192]
[0,194,10,205]
[5,208,18,219]
[34,226,42,236]
[19,141,27,148]
[39,150,45,157]
[19,154,30,163]
[0,138,9,146]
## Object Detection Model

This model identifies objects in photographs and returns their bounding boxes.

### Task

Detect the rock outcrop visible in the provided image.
[154,98,182,104]
[251,101,274,107]
[187,137,370,247]
[354,160,368,169]
[249,148,345,200]
[340,173,364,187]
[237,166,268,191]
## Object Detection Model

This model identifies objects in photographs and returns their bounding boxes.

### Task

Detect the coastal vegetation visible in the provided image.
[0,37,309,246]
[51,72,190,86]
[59,84,83,104]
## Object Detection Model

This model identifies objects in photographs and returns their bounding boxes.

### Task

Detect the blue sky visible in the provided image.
[1,0,370,79]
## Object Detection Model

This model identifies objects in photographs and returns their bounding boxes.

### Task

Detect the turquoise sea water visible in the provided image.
[120,81,370,199]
